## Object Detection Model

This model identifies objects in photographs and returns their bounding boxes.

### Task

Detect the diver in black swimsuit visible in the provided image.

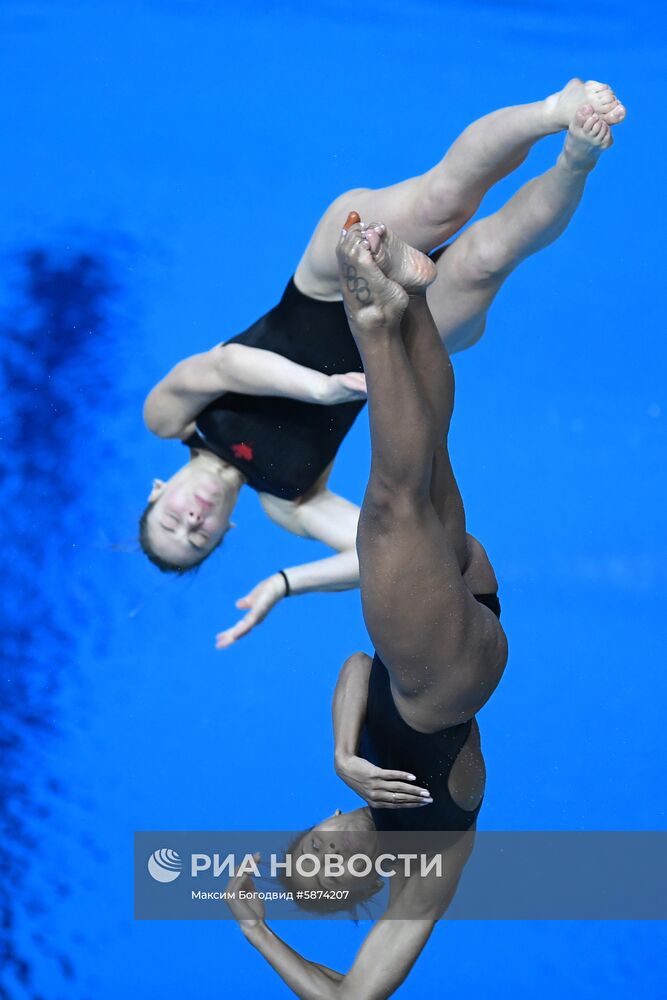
[141,85,621,649]
[358,592,501,836]
[181,280,365,501]
[141,278,367,649]
[224,224,508,997]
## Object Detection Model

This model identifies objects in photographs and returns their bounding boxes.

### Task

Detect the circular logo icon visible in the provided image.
[148,848,183,883]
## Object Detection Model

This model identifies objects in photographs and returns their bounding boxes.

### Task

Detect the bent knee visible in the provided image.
[453,229,514,286]
[325,187,373,222]
[417,181,478,236]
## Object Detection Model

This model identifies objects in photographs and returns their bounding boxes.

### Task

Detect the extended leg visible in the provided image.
[296,81,624,300]
[427,106,616,353]
[398,295,467,570]
[397,297,498,595]
[336,227,504,724]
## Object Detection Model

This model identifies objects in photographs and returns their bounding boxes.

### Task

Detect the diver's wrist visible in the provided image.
[310,371,332,404]
[277,569,291,597]
[241,919,270,945]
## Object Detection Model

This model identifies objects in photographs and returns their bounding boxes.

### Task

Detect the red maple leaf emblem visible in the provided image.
[231,442,254,461]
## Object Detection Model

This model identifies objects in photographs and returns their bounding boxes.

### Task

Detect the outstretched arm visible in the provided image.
[228,831,474,998]
[143,343,366,439]
[215,484,361,649]
[226,856,436,1000]
[241,917,435,1000]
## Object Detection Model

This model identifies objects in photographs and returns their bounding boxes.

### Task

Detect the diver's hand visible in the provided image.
[215,574,286,649]
[319,372,367,405]
[225,852,266,931]
[335,754,433,809]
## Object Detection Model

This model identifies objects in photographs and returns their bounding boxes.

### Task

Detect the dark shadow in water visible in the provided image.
[0,246,121,999]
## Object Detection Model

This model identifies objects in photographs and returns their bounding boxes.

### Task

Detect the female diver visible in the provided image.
[141,83,622,648]
[223,218,511,997]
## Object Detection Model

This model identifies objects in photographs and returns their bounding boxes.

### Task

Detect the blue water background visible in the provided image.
[1,1,666,997]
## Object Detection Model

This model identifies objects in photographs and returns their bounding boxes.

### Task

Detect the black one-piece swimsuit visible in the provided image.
[359,593,502,833]
[183,277,365,500]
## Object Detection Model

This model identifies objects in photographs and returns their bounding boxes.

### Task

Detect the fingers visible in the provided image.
[341,372,367,395]
[216,579,285,648]
[384,801,431,810]
[376,769,417,782]
[215,614,255,649]
[384,780,431,798]
[215,629,238,650]
[367,780,433,808]
[384,780,432,799]
[373,768,431,795]
[373,790,433,808]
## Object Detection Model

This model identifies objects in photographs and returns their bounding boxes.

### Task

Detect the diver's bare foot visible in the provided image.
[359,222,437,295]
[336,220,409,331]
[560,105,613,172]
[545,78,626,128]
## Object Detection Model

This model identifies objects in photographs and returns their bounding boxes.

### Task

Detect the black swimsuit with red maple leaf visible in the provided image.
[182,277,364,500]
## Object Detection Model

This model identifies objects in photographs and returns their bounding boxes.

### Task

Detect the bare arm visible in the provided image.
[241,924,344,999]
[232,831,474,997]
[271,484,363,593]
[332,654,432,808]
[241,918,435,1000]
[215,487,361,649]
[226,855,435,1000]
[225,650,468,997]
[251,832,475,998]
[281,548,360,596]
[228,831,473,998]
[143,343,366,439]
[332,651,373,767]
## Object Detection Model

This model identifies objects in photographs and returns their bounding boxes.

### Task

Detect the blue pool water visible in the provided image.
[1,1,666,996]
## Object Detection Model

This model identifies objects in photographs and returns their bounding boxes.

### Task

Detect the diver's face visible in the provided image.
[291,809,379,893]
[146,464,235,567]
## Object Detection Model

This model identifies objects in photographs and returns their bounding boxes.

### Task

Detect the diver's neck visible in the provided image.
[190,448,247,488]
